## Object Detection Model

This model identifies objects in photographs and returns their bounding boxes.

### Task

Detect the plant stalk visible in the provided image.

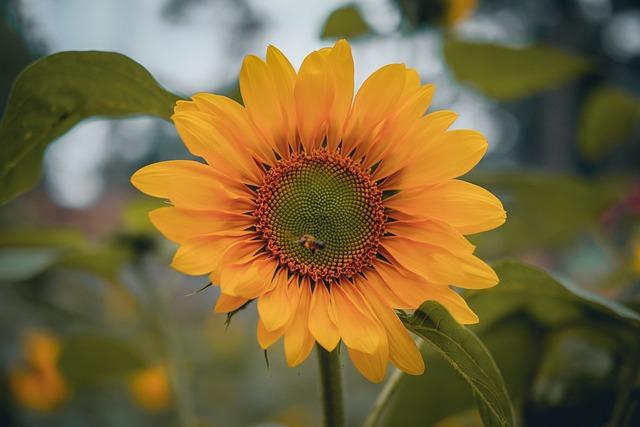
[317,344,345,427]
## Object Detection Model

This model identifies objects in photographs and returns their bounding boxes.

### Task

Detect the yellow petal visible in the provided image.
[295,50,334,152]
[386,219,475,254]
[171,235,243,276]
[382,236,465,285]
[190,93,275,164]
[426,288,479,324]
[386,179,506,235]
[331,283,385,354]
[347,346,389,383]
[240,55,285,150]
[214,293,249,313]
[257,318,285,349]
[308,282,340,351]
[326,39,354,151]
[357,281,424,375]
[400,130,488,188]
[172,112,263,184]
[219,255,278,299]
[257,269,294,331]
[266,45,297,154]
[149,207,253,243]
[343,64,407,154]
[456,253,499,289]
[375,110,458,181]
[284,282,315,367]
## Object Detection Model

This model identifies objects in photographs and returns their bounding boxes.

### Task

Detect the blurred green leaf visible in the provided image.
[59,333,147,385]
[444,39,590,101]
[469,172,618,257]
[0,248,59,282]
[466,260,640,333]
[0,228,86,249]
[122,196,166,234]
[320,4,372,40]
[578,85,640,161]
[401,301,515,427]
[0,51,180,205]
[56,244,132,283]
[0,227,133,283]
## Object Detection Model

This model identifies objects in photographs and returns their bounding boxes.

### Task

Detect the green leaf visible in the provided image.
[466,260,640,333]
[578,85,640,161]
[0,51,180,205]
[59,333,147,385]
[402,301,515,427]
[469,172,618,257]
[444,39,590,101]
[0,248,60,282]
[320,4,373,40]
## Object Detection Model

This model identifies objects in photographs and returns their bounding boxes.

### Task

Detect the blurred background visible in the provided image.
[1,0,639,426]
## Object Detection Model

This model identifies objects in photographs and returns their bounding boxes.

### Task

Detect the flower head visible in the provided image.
[132,40,505,382]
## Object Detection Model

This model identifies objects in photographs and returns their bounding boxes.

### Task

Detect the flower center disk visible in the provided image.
[255,151,385,280]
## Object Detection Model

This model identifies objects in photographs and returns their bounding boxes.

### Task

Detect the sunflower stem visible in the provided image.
[317,345,344,427]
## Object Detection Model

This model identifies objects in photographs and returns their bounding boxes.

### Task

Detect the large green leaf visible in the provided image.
[444,39,590,101]
[59,333,147,385]
[0,51,180,205]
[320,4,373,40]
[401,302,515,427]
[578,85,640,161]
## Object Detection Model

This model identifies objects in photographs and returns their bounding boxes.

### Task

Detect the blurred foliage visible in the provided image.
[0,51,180,205]
[578,85,640,161]
[383,260,640,427]
[395,0,477,28]
[59,333,147,386]
[469,172,621,257]
[443,39,590,101]
[320,4,373,40]
[401,302,515,427]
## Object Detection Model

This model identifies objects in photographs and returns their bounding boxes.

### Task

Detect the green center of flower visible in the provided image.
[255,151,385,280]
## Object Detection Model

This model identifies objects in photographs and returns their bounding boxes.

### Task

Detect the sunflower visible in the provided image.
[131,40,505,382]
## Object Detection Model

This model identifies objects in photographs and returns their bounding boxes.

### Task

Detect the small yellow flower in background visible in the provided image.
[129,365,171,412]
[446,0,477,25]
[132,39,505,382]
[631,234,640,275]
[9,331,69,411]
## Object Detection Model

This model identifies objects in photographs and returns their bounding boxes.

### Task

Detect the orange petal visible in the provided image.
[386,180,506,235]
[382,237,465,285]
[295,50,334,152]
[326,39,354,151]
[266,45,297,154]
[357,281,424,375]
[190,93,275,165]
[347,346,389,383]
[149,207,253,243]
[386,219,475,254]
[342,64,407,154]
[219,255,278,299]
[172,111,263,184]
[284,281,315,367]
[456,253,499,289]
[257,318,285,349]
[399,130,488,188]
[214,293,249,313]
[257,269,294,331]
[331,283,385,354]
[308,282,340,351]
[171,235,244,276]
[240,55,285,153]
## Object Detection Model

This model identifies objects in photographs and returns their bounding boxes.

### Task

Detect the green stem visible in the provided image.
[317,345,345,427]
